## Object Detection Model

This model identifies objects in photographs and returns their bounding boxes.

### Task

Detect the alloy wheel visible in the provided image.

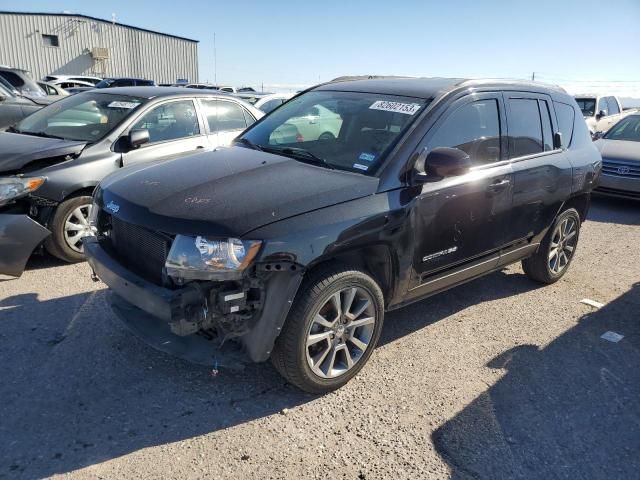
[548,217,577,274]
[63,204,94,253]
[305,286,377,379]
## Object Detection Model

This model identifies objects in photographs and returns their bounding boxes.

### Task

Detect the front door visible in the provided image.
[121,99,208,166]
[409,93,512,291]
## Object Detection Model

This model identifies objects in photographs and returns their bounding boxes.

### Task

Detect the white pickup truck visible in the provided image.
[574,94,634,137]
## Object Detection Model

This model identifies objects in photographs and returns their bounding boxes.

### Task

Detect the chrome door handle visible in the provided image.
[487,179,511,192]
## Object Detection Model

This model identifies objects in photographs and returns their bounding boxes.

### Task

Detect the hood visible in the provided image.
[595,139,640,163]
[0,132,87,174]
[99,146,379,237]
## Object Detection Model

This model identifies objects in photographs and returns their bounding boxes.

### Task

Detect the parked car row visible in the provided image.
[0,75,607,392]
[0,87,263,276]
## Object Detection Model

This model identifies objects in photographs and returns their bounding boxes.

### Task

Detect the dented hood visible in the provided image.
[0,132,87,174]
[99,146,379,237]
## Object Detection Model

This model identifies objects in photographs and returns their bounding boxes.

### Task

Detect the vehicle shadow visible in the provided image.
[0,268,540,479]
[588,195,640,226]
[24,254,68,271]
[432,283,640,479]
[0,289,310,479]
[380,268,542,347]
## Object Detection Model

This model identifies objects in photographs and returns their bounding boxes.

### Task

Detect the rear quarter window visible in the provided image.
[553,102,575,148]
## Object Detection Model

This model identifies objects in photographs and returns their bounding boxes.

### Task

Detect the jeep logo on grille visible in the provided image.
[617,166,631,175]
[106,201,120,213]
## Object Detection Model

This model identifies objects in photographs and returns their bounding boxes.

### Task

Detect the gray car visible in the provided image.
[594,114,640,200]
[0,81,61,130]
[0,87,263,276]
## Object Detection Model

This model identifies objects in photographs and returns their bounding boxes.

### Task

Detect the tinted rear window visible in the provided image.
[507,98,543,158]
[553,102,575,148]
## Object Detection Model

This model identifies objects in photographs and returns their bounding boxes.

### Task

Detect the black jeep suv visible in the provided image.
[85,78,601,393]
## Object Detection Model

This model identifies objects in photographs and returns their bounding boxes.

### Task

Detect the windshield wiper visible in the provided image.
[262,145,335,169]
[16,130,69,140]
[233,137,264,151]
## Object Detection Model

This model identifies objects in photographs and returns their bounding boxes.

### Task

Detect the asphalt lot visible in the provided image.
[1,196,639,480]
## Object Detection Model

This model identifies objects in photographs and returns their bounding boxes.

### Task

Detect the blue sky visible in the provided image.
[7,0,640,96]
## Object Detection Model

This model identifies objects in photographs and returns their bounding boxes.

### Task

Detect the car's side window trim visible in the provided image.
[504,92,563,161]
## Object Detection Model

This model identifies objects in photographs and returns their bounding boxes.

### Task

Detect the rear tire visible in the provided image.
[271,265,384,393]
[522,208,581,284]
[45,195,94,263]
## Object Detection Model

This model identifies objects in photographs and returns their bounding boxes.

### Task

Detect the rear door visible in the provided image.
[409,92,512,291]
[504,93,573,249]
[120,98,208,166]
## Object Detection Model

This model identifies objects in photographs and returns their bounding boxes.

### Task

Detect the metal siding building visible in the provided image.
[0,11,198,84]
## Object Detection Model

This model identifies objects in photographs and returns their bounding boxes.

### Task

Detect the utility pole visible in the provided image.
[532,72,536,81]
[213,33,217,85]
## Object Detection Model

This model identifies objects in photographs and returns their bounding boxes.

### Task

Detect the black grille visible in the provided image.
[109,216,172,284]
[602,159,640,179]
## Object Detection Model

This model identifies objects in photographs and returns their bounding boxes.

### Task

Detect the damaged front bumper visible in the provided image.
[84,237,303,364]
[0,213,51,277]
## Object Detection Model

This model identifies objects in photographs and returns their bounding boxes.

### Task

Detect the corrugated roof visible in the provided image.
[0,10,199,43]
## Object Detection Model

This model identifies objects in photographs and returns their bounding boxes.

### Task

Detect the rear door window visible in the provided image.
[426,99,501,165]
[507,98,543,158]
[553,102,575,148]
[201,99,248,132]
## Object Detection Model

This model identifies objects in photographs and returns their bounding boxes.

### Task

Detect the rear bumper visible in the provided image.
[595,174,640,200]
[84,236,303,363]
[0,213,51,277]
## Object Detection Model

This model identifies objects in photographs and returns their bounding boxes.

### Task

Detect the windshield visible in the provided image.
[604,116,640,142]
[15,92,147,142]
[240,90,428,175]
[575,98,596,117]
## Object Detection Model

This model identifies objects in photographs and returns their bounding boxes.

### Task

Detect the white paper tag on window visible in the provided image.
[369,100,421,115]
[108,101,140,109]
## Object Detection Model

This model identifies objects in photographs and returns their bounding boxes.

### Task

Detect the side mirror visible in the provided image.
[128,129,150,149]
[592,131,603,141]
[308,106,320,117]
[553,132,563,149]
[0,94,6,101]
[596,109,607,119]
[413,146,471,183]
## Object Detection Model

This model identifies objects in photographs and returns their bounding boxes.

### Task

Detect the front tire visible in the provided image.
[522,208,581,284]
[45,195,94,263]
[271,265,384,393]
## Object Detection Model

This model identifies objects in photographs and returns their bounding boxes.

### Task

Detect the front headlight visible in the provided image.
[165,235,262,281]
[0,177,46,206]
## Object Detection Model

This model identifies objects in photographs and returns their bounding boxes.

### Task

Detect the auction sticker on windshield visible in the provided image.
[108,101,140,109]
[369,101,421,115]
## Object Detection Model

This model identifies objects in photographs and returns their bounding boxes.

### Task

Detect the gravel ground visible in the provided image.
[1,196,638,480]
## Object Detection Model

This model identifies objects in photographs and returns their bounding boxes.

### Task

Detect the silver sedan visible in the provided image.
[594,114,640,200]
